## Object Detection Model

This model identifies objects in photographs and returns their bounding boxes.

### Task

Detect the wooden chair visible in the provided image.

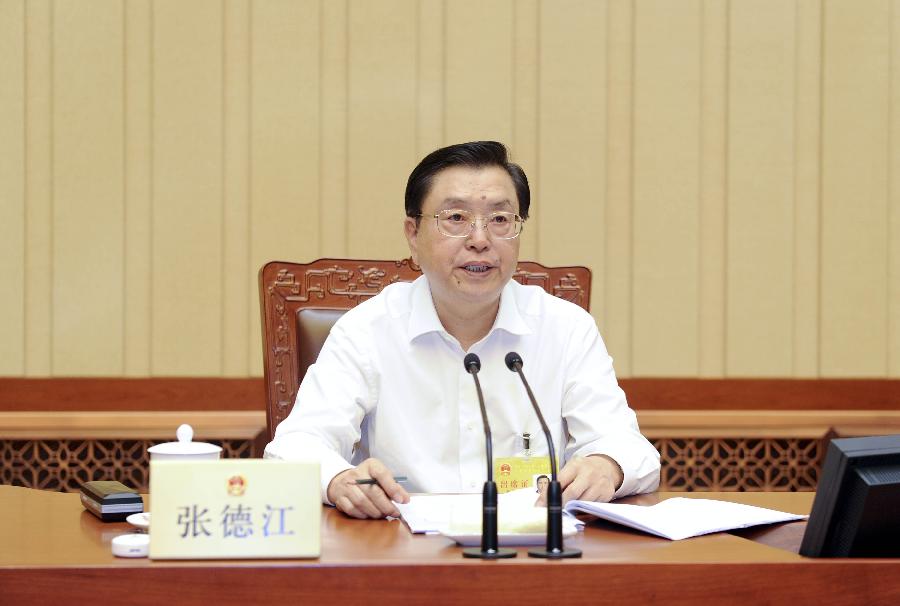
[258,258,592,441]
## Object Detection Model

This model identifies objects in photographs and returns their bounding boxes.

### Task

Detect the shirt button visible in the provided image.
[467,423,474,431]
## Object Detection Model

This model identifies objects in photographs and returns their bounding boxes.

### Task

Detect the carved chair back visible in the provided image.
[259,258,592,440]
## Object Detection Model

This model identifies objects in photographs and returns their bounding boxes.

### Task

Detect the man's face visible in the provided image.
[405,165,521,318]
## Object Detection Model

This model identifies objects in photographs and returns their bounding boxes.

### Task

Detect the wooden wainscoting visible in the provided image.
[0,411,266,491]
[640,410,900,491]
[1,378,898,492]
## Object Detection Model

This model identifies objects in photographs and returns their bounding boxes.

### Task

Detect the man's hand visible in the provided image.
[537,454,624,505]
[326,458,410,519]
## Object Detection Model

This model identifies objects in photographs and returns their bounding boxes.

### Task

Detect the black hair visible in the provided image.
[404,141,530,220]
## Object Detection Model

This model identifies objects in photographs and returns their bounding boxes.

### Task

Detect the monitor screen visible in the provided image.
[800,434,900,558]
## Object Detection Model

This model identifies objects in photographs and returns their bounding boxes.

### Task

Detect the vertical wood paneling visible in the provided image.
[223,0,250,377]
[249,0,320,376]
[513,0,539,262]
[698,0,727,377]
[793,0,822,377]
[152,0,223,375]
[820,0,890,376]
[538,2,606,304]
[4,1,900,379]
[726,0,796,376]
[24,0,53,376]
[347,0,416,260]
[124,0,152,376]
[52,0,124,374]
[631,0,701,376]
[0,0,26,375]
[416,0,444,158]
[604,0,634,375]
[320,0,349,257]
[891,0,900,377]
[444,0,514,144]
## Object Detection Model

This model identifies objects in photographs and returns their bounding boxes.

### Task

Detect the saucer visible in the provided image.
[126,512,150,530]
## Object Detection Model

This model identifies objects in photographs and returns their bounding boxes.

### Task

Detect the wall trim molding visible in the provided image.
[0,410,265,439]
[4,409,900,441]
[0,378,897,412]
[619,378,900,410]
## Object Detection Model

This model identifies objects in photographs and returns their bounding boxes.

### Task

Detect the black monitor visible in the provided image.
[800,434,900,557]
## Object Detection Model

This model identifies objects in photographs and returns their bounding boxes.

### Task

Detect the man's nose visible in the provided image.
[465,219,491,249]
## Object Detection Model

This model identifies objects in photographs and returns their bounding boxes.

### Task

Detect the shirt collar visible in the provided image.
[407,276,532,343]
[408,277,445,341]
[493,280,532,336]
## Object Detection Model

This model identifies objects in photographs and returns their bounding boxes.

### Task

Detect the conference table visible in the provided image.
[1,485,897,605]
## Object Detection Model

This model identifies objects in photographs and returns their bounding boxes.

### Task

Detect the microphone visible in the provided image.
[461,353,516,559]
[505,351,582,559]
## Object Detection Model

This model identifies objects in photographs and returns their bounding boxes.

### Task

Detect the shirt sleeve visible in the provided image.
[560,313,661,499]
[264,316,376,504]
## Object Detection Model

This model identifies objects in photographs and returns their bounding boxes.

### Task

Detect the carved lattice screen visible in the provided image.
[2,436,823,492]
[0,439,254,492]
[652,438,824,491]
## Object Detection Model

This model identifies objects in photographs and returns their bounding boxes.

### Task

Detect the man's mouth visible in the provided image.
[461,263,492,274]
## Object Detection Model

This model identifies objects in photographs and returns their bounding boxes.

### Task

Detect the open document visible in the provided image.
[564,497,807,541]
[396,490,805,541]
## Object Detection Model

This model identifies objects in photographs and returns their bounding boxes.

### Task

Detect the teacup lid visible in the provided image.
[147,424,222,456]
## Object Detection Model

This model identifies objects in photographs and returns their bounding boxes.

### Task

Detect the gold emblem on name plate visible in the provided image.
[227,474,247,496]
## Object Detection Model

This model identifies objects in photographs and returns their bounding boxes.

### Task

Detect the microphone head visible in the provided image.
[463,353,481,373]
[504,351,523,371]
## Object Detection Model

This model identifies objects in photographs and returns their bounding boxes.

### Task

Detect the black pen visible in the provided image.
[354,476,407,485]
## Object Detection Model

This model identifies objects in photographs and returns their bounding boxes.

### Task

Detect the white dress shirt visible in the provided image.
[265,275,660,502]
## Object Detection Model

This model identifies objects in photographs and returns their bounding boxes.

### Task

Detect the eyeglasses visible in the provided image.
[421,209,524,239]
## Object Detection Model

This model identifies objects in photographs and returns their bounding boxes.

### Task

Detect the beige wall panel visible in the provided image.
[538,1,606,320]
[604,0,634,376]
[513,0,538,262]
[891,0,900,377]
[0,0,26,375]
[124,0,152,376]
[793,0,822,377]
[320,0,348,258]
[697,0,726,377]
[444,0,514,145]
[223,0,250,377]
[726,1,796,376]
[52,0,124,375]
[820,0,890,376]
[346,0,416,260]
[631,0,701,376]
[6,0,900,379]
[416,0,444,158]
[249,0,320,377]
[24,0,53,376]
[151,0,223,375]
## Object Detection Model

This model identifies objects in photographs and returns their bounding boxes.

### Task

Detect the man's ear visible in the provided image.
[404,216,420,264]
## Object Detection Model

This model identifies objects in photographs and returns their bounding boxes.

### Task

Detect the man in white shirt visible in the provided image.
[265,141,660,519]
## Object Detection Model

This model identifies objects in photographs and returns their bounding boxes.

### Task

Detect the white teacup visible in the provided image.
[148,424,222,460]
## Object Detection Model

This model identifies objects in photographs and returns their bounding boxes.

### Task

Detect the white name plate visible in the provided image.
[149,459,320,559]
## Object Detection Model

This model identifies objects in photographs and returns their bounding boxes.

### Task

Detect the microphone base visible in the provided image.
[527,547,582,559]
[462,547,518,559]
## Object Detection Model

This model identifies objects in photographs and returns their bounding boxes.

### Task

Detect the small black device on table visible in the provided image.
[80,480,144,522]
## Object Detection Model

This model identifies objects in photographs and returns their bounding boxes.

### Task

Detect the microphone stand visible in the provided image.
[462,354,516,559]
[505,352,582,559]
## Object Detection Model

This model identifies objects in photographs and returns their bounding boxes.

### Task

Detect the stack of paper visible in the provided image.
[396,490,581,536]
